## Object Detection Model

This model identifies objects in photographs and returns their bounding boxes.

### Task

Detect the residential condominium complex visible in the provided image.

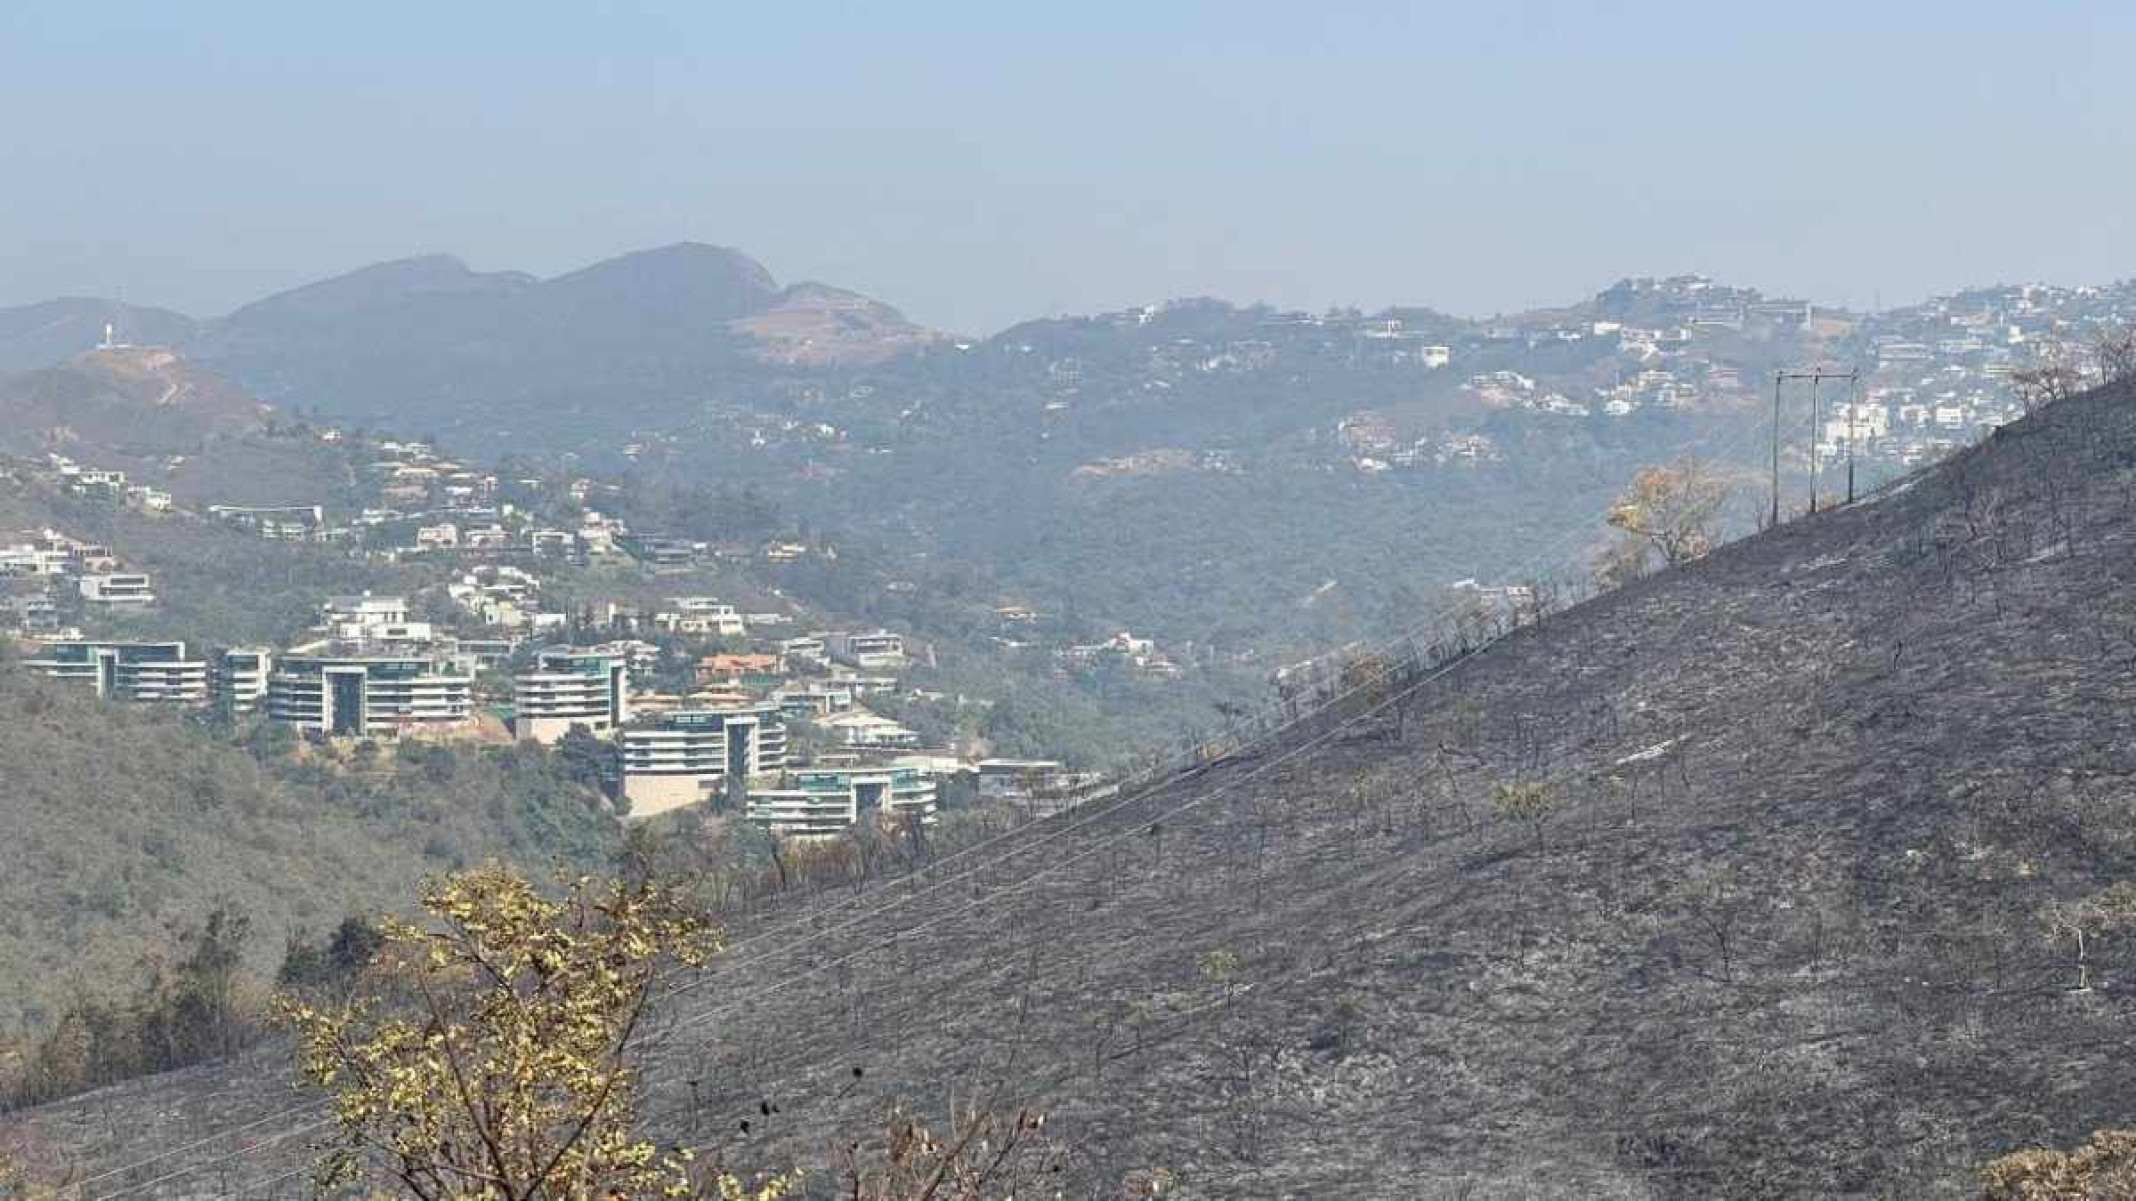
[618,703,788,818]
[266,650,474,738]
[745,765,938,840]
[514,647,629,745]
[20,639,210,705]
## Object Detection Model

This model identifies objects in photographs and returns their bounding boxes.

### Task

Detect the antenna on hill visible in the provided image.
[100,321,115,350]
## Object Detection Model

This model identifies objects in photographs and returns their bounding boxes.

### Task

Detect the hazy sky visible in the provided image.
[4,1,2134,333]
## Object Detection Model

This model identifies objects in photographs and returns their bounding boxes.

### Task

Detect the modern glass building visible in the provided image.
[20,639,210,705]
[745,765,938,840]
[267,651,474,738]
[618,704,788,817]
[514,647,629,745]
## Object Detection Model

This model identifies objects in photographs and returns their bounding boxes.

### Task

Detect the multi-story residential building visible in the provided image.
[617,703,788,817]
[0,592,60,632]
[659,597,746,638]
[772,681,857,720]
[514,647,629,745]
[267,650,474,738]
[21,639,210,705]
[817,706,919,748]
[745,765,938,839]
[217,647,274,715]
[70,543,118,574]
[621,535,698,567]
[527,528,575,555]
[654,610,744,638]
[322,593,409,634]
[976,758,1070,801]
[0,537,73,577]
[70,468,128,497]
[823,629,906,668]
[78,573,155,607]
[698,653,784,687]
[124,485,172,512]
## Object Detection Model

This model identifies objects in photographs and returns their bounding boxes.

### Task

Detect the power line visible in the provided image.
[84,405,1793,1197]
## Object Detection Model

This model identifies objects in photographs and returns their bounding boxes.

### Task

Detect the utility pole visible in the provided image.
[1809,374,1821,513]
[1770,372,1783,528]
[1773,366,1862,523]
[1845,372,1860,504]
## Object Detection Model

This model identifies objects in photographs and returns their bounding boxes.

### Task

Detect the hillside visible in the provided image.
[0,349,268,458]
[32,378,2136,1196]
[0,667,618,1033]
[0,300,197,376]
[0,259,1901,673]
[734,282,945,366]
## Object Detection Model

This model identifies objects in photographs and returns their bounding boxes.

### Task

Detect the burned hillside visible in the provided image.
[33,379,2136,1198]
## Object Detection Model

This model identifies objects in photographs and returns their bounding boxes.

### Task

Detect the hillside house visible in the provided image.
[78,572,155,607]
[824,629,906,669]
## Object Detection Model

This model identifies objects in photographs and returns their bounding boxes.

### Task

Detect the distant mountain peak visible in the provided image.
[734,280,944,366]
[539,243,781,322]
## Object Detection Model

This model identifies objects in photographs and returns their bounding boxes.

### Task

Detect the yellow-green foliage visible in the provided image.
[1982,1127,2136,1199]
[277,865,792,1200]
[1489,780,1559,826]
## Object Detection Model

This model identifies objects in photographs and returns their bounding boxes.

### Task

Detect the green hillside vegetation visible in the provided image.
[0,475,427,648]
[0,663,617,1040]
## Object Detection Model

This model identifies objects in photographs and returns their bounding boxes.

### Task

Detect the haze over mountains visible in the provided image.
[0,243,2091,670]
[0,243,939,391]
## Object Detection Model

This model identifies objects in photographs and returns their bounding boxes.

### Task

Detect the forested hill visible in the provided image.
[32,382,2136,1194]
[0,666,617,1033]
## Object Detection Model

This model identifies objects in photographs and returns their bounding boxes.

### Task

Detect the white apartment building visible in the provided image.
[323,592,407,628]
[744,765,938,840]
[618,704,789,817]
[267,652,474,738]
[824,629,906,668]
[21,639,210,705]
[514,647,630,745]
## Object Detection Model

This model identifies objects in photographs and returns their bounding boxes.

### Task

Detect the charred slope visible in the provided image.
[31,384,2136,1197]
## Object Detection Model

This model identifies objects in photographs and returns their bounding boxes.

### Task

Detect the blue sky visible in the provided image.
[3,1,2133,332]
